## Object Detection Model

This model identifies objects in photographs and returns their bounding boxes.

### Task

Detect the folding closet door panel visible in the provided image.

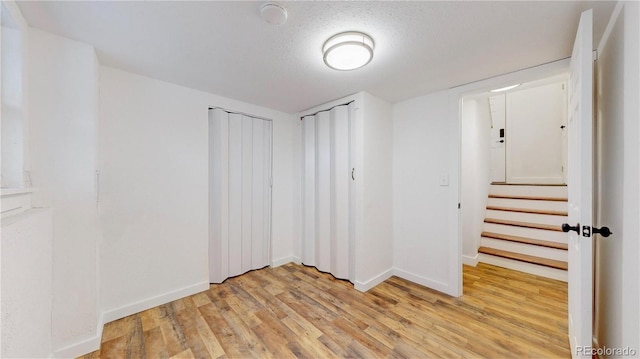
[347,102,356,282]
[241,116,255,273]
[331,105,350,279]
[209,109,230,282]
[228,113,244,277]
[300,104,352,281]
[250,118,269,268]
[209,109,272,283]
[302,115,317,266]
[315,110,332,273]
[261,121,272,267]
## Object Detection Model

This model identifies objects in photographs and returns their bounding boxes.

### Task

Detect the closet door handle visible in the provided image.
[352,168,355,181]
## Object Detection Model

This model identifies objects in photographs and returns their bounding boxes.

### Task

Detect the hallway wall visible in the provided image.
[460,96,492,264]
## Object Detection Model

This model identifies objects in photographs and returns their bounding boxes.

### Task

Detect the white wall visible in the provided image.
[1,22,24,188]
[28,28,101,355]
[393,90,458,294]
[506,82,567,184]
[1,208,53,358]
[356,92,394,289]
[461,96,491,264]
[595,1,640,353]
[98,67,296,322]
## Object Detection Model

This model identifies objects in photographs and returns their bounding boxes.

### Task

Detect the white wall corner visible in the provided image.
[393,268,454,297]
[102,281,209,324]
[54,280,208,358]
[462,253,479,267]
[354,268,394,292]
[271,256,301,267]
[53,334,101,359]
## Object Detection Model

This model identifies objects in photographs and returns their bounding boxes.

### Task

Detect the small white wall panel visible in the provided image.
[489,94,506,183]
[209,109,272,283]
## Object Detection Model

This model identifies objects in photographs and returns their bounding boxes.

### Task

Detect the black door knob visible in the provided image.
[562,223,580,234]
[593,226,612,237]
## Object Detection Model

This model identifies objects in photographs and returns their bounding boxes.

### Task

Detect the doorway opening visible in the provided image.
[460,73,570,285]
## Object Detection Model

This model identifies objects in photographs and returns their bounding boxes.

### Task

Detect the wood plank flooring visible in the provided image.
[79,263,569,358]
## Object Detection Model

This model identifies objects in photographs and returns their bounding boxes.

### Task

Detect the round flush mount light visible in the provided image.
[259,2,287,26]
[323,31,374,71]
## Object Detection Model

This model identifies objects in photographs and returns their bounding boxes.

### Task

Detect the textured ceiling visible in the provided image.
[17,1,616,113]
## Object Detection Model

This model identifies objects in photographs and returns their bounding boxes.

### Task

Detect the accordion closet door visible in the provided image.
[301,103,354,281]
[209,108,272,284]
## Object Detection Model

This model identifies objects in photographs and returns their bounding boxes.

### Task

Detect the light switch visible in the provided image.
[439,175,449,187]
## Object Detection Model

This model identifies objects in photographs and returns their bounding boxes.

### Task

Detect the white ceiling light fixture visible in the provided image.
[490,84,521,92]
[259,2,287,26]
[323,31,374,71]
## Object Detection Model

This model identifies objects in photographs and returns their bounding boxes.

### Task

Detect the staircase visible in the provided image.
[478,184,568,281]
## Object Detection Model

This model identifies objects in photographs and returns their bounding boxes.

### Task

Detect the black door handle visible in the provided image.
[562,223,580,234]
[593,226,612,237]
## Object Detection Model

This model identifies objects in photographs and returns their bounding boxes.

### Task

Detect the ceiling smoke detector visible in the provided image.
[259,2,288,26]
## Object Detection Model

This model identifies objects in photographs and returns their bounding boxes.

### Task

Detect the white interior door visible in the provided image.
[506,82,567,184]
[565,9,594,358]
[209,108,272,284]
[301,103,353,280]
[489,94,506,183]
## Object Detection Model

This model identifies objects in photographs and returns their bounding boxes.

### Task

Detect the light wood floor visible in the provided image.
[79,263,569,358]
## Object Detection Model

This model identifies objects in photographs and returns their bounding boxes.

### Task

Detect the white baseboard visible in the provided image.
[271,255,301,267]
[102,281,209,323]
[54,281,209,358]
[354,268,394,292]
[393,268,454,296]
[462,253,479,266]
[53,333,101,359]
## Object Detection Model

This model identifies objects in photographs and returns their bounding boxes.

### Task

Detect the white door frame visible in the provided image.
[450,59,570,296]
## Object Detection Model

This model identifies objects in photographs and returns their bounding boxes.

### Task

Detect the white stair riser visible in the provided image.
[489,185,567,198]
[483,222,568,243]
[487,197,568,212]
[485,210,568,226]
[478,254,568,282]
[480,237,567,261]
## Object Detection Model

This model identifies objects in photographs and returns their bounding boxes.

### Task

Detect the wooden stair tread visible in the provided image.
[484,218,563,232]
[489,194,568,202]
[478,247,568,270]
[491,182,567,187]
[486,205,568,216]
[481,231,568,250]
